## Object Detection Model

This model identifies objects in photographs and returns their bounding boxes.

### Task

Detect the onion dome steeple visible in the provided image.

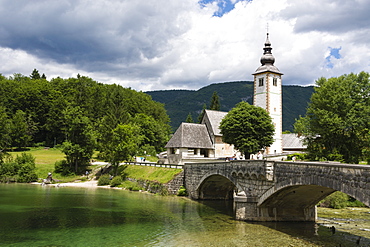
[253,33,283,75]
[260,33,275,65]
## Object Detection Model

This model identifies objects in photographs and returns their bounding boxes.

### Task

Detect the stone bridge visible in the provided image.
[183,160,370,221]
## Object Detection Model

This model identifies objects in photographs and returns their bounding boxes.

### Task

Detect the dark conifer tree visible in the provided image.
[198,103,207,123]
[30,69,41,80]
[210,91,220,110]
[186,113,193,123]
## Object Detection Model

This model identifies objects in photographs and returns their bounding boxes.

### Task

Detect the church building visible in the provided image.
[162,33,294,164]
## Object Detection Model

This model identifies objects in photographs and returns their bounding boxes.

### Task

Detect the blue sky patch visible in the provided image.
[199,0,250,17]
[325,47,342,68]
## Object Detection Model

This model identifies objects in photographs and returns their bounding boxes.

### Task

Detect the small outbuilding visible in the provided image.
[164,110,239,165]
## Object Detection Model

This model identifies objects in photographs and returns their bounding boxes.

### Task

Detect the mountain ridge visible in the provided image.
[145,81,314,132]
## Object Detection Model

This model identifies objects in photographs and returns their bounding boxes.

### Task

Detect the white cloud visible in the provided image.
[0,0,369,91]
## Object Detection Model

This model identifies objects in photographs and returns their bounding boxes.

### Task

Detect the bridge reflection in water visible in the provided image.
[184,160,370,221]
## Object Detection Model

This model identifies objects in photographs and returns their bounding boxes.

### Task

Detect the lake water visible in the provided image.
[0,184,368,247]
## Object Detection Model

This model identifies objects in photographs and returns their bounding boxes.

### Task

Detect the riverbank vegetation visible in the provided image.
[0,153,37,183]
[0,71,171,177]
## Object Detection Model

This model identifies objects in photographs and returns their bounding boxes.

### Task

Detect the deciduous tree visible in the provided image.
[220,101,274,158]
[0,106,11,161]
[131,113,170,154]
[61,106,96,174]
[100,123,143,175]
[11,110,32,149]
[294,72,370,163]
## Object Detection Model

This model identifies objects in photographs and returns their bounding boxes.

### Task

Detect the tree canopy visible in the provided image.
[0,71,171,174]
[220,101,274,158]
[294,72,370,164]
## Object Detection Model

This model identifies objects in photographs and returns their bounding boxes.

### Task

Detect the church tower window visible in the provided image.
[259,78,264,86]
[273,77,277,86]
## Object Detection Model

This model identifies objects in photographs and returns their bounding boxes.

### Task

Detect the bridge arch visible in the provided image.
[255,174,370,221]
[195,172,243,200]
[259,174,370,208]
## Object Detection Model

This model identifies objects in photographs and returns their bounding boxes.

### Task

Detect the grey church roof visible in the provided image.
[282,133,306,150]
[203,110,228,136]
[253,64,282,75]
[165,122,214,149]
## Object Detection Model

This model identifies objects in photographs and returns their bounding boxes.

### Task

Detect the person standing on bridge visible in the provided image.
[257,151,263,160]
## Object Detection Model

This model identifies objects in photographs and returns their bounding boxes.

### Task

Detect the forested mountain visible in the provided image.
[146,81,314,132]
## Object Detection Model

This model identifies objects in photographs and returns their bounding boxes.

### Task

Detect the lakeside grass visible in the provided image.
[8,148,173,183]
[8,147,82,182]
[123,165,182,184]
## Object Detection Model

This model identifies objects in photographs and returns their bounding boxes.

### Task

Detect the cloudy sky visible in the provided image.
[0,0,369,91]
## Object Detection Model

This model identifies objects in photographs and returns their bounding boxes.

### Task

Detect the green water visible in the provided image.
[0,184,368,247]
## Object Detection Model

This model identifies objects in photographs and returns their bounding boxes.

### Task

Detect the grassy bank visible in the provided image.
[8,147,68,180]
[98,165,183,193]
[8,147,102,182]
[122,165,182,184]
[8,148,181,184]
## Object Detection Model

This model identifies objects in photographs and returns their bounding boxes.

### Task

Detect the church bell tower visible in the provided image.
[252,33,283,155]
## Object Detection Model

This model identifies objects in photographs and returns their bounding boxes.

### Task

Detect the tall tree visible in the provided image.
[131,113,169,155]
[220,101,274,158]
[11,110,32,149]
[61,106,96,174]
[0,106,11,161]
[100,123,143,175]
[294,72,370,163]
[210,91,220,110]
[186,113,193,123]
[198,103,207,123]
[30,69,41,80]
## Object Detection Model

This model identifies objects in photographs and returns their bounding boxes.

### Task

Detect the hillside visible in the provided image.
[146,81,314,132]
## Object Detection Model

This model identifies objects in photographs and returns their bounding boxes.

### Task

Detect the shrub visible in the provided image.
[110,176,123,187]
[0,153,37,183]
[287,153,307,161]
[177,186,187,196]
[54,160,74,176]
[16,163,38,182]
[347,196,366,207]
[98,174,111,186]
[15,153,35,165]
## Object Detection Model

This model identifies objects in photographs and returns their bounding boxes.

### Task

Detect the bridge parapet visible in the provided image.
[230,160,274,181]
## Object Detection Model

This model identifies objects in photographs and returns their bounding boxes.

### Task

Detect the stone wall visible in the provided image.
[165,170,185,195]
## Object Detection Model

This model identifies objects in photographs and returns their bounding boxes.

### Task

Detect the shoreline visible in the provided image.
[32,180,100,188]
